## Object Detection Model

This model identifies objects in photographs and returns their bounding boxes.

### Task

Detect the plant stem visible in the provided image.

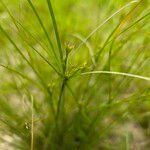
[47,0,64,71]
[108,39,114,104]
[56,79,66,122]
[31,95,34,150]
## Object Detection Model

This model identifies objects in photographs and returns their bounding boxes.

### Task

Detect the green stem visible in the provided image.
[47,0,63,70]
[108,40,114,103]
[56,79,66,122]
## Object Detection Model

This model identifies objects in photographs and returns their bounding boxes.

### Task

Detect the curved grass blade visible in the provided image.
[108,40,115,103]
[97,11,150,55]
[72,34,96,66]
[69,0,138,57]
[82,71,150,81]
[86,0,137,40]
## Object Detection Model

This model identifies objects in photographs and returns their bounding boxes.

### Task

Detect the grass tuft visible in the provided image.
[0,0,149,149]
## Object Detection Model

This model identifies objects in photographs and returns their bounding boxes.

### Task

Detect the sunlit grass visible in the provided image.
[0,0,149,149]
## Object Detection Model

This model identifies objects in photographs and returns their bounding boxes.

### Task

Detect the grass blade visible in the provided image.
[0,1,62,76]
[47,0,63,65]
[0,24,47,89]
[30,95,34,150]
[0,64,41,88]
[82,71,150,81]
[70,0,138,56]
[26,0,59,63]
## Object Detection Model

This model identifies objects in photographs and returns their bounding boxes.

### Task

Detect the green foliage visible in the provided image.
[0,0,149,149]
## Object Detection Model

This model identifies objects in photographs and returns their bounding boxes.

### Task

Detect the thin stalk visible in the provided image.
[108,40,115,103]
[47,0,63,70]
[55,53,68,133]
[56,79,66,121]
[125,132,130,150]
[31,95,34,150]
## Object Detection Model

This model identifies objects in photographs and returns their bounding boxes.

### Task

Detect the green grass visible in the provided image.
[0,0,150,149]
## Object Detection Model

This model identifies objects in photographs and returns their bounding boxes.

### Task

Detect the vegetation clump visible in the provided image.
[0,0,149,149]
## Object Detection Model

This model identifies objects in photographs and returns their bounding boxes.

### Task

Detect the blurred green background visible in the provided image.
[0,0,150,149]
